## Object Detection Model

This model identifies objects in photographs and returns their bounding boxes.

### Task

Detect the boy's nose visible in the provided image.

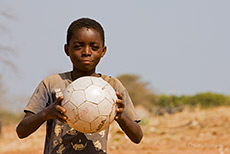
[82,46,92,56]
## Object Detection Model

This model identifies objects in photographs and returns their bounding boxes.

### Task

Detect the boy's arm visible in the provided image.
[16,97,67,139]
[115,92,143,144]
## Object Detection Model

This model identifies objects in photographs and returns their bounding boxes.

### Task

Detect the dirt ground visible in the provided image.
[1,106,230,154]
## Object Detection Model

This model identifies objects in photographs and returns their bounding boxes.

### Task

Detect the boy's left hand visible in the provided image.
[114,91,143,144]
[115,92,125,120]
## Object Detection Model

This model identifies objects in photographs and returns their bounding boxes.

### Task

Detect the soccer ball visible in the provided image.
[62,76,117,133]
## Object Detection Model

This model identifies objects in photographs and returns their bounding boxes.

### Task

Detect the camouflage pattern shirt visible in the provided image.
[24,72,140,154]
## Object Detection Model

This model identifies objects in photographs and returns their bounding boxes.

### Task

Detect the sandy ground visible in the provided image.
[1,106,230,154]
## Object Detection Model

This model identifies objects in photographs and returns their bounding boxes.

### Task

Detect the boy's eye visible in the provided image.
[91,45,99,51]
[73,44,81,49]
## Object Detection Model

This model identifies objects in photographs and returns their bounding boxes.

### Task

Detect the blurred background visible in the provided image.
[1,1,230,154]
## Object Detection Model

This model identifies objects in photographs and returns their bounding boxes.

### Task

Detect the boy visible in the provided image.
[16,18,143,154]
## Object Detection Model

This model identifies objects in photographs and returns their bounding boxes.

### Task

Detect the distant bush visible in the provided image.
[117,74,230,109]
[185,92,230,108]
[151,92,230,108]
[117,74,153,108]
[155,95,184,107]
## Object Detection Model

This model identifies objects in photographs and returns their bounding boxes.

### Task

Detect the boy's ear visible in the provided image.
[101,46,107,58]
[64,44,69,56]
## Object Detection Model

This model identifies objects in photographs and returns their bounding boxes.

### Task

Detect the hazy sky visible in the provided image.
[1,0,230,97]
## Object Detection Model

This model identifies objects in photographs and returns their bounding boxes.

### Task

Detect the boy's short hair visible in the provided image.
[66,18,105,46]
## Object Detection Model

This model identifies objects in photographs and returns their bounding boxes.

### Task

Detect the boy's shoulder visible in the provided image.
[42,72,72,83]
[100,74,119,84]
[40,72,72,92]
[101,74,125,93]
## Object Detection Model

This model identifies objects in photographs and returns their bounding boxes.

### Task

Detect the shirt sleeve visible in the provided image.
[24,81,50,114]
[106,76,141,123]
[121,89,141,123]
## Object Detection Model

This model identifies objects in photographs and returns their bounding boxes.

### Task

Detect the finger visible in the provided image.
[116,99,124,108]
[115,116,119,120]
[56,96,64,105]
[55,110,68,121]
[116,92,122,99]
[56,105,67,113]
[56,117,67,124]
[116,107,124,113]
[114,113,122,120]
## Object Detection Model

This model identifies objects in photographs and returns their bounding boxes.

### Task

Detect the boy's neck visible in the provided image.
[71,69,99,81]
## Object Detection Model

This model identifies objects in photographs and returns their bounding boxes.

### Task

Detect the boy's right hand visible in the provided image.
[43,96,68,123]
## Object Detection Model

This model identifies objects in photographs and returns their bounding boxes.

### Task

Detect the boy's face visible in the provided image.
[65,27,106,73]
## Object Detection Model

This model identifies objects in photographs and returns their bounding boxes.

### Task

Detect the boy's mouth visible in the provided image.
[80,60,93,64]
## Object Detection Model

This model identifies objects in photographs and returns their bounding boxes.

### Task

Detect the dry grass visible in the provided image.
[1,106,230,154]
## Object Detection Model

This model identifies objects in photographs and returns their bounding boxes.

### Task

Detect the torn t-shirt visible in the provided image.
[24,72,140,154]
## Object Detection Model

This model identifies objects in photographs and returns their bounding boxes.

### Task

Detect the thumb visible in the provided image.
[56,96,64,105]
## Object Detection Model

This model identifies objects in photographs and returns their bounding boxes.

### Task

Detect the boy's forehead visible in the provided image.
[71,27,103,42]
[74,27,98,34]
